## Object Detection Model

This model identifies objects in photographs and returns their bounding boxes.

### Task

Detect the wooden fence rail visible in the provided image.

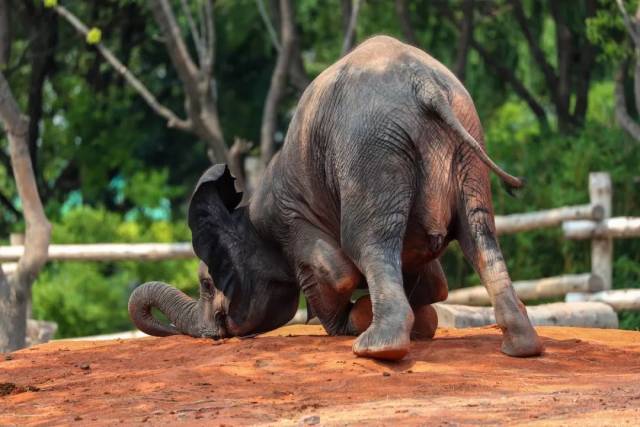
[566,289,640,311]
[446,273,604,306]
[0,243,194,262]
[495,204,603,235]
[563,217,640,239]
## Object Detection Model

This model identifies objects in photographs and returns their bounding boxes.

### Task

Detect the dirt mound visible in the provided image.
[1,325,640,426]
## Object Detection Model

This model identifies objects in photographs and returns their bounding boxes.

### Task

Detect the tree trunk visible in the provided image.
[0,0,9,68]
[572,0,596,126]
[550,1,573,132]
[260,0,294,169]
[394,0,419,46]
[0,72,51,352]
[614,61,640,142]
[288,27,310,93]
[341,0,361,57]
[614,0,640,142]
[453,0,474,81]
[26,6,58,198]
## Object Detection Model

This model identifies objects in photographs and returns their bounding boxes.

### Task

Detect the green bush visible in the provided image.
[32,206,199,338]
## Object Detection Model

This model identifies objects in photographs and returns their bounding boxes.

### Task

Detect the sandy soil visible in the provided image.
[1,325,640,426]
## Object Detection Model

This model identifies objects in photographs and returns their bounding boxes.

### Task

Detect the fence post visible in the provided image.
[9,233,30,318]
[589,173,612,290]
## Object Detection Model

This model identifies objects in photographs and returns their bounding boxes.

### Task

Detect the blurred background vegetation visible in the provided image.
[1,0,639,337]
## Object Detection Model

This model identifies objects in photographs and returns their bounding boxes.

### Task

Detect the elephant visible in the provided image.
[128,35,543,361]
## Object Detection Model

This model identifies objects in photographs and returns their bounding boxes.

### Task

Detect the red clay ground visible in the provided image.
[1,325,640,426]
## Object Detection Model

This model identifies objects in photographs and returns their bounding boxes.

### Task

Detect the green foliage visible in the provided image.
[32,206,199,338]
[586,0,634,63]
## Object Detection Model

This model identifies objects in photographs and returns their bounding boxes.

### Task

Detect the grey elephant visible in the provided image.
[129,35,543,361]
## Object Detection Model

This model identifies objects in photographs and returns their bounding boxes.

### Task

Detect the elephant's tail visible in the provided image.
[427,91,525,195]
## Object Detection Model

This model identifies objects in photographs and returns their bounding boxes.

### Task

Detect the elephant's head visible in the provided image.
[128,164,299,339]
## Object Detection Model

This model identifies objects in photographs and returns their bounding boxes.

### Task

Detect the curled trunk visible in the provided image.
[128,281,201,337]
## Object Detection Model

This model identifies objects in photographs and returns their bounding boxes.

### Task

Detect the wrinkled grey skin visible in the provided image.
[129,36,543,360]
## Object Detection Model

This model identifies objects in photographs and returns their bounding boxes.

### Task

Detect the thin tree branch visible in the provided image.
[634,49,640,116]
[471,39,549,130]
[229,136,252,194]
[341,0,361,57]
[260,0,294,168]
[53,4,192,131]
[572,0,597,125]
[616,0,640,46]
[148,0,227,164]
[27,7,58,201]
[3,43,30,78]
[549,0,572,129]
[148,0,201,100]
[441,6,549,130]
[0,147,11,173]
[288,28,310,93]
[394,0,419,46]
[256,0,281,52]
[0,189,19,217]
[454,0,474,81]
[0,0,10,68]
[179,0,204,66]
[615,61,640,142]
[204,0,215,76]
[508,0,558,92]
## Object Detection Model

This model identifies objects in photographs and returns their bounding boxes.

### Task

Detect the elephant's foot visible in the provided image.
[498,305,544,357]
[410,304,438,340]
[501,328,544,357]
[352,303,413,361]
[349,295,438,341]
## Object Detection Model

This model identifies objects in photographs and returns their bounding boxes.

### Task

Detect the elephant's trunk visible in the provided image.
[128,281,202,337]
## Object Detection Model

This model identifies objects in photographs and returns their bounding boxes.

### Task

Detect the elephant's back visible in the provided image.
[284,36,472,160]
[265,36,479,242]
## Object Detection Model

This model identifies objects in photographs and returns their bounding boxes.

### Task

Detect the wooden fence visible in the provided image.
[2,172,638,330]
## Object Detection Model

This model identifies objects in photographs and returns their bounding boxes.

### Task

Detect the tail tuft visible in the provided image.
[502,176,526,198]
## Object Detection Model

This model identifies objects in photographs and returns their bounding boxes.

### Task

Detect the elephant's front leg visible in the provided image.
[458,208,543,357]
[292,221,364,335]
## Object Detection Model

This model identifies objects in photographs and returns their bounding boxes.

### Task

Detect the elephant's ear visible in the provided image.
[188,164,243,264]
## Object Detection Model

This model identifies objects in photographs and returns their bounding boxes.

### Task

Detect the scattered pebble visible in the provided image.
[0,383,16,396]
[4,354,13,361]
[73,415,82,421]
[299,415,320,425]
[79,363,90,370]
[383,372,391,377]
